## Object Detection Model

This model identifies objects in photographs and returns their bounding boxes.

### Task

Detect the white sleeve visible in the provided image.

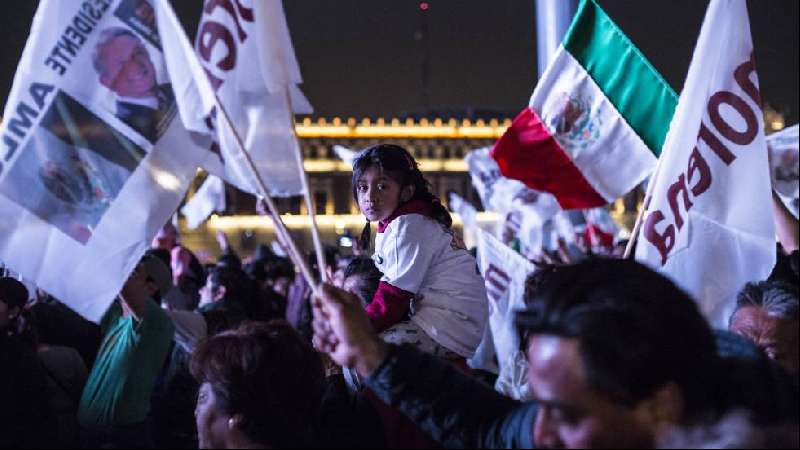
[380,215,445,294]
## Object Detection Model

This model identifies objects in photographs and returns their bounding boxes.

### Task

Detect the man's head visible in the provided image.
[729,281,799,374]
[140,254,173,303]
[200,265,246,309]
[0,277,28,332]
[340,256,383,307]
[517,259,718,449]
[93,27,156,98]
[152,222,179,251]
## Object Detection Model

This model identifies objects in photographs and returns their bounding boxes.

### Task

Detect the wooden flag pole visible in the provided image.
[623,167,663,259]
[284,90,328,283]
[156,0,316,289]
[213,97,318,290]
[622,196,648,259]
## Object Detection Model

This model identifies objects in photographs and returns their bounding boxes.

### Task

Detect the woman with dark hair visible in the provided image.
[191,321,325,449]
[351,144,488,362]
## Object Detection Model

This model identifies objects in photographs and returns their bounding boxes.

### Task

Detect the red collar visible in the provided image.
[377,199,433,233]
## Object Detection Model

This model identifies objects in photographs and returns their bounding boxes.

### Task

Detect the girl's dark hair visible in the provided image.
[351,144,452,251]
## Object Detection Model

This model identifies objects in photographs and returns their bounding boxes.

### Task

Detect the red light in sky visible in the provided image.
[420,2,429,11]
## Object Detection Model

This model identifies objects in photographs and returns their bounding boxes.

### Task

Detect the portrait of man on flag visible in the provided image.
[92,25,176,143]
[0,90,147,245]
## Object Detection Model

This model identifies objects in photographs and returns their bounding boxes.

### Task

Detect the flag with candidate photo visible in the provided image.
[0,0,208,321]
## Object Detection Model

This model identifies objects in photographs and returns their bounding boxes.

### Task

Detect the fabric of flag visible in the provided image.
[635,0,775,328]
[161,0,311,199]
[181,175,226,230]
[466,147,561,257]
[472,228,536,400]
[492,0,678,209]
[0,0,207,321]
[582,207,620,254]
[767,124,799,218]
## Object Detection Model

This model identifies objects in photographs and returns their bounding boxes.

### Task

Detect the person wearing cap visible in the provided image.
[77,255,175,448]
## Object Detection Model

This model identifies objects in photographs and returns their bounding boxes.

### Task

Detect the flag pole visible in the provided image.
[622,168,661,259]
[155,0,316,288]
[284,90,328,283]
[213,97,318,290]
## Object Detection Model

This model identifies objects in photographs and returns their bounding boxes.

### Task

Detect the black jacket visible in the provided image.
[363,332,798,449]
[366,345,536,449]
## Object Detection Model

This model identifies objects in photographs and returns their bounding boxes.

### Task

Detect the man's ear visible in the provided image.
[400,184,416,202]
[214,285,227,302]
[228,414,245,430]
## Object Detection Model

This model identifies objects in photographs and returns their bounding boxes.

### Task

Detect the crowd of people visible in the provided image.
[1,144,798,449]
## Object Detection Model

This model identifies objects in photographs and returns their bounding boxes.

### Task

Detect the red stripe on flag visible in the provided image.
[491,108,607,209]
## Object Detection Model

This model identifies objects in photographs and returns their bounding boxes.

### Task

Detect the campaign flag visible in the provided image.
[466,147,561,256]
[189,0,312,198]
[635,0,775,327]
[448,192,478,230]
[473,228,536,400]
[767,125,799,218]
[492,0,678,209]
[581,207,620,254]
[0,0,207,321]
[181,175,226,230]
[333,145,358,167]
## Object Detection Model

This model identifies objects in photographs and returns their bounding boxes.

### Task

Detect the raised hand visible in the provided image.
[311,283,388,377]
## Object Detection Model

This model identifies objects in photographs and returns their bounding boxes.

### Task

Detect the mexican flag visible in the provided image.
[492,0,678,209]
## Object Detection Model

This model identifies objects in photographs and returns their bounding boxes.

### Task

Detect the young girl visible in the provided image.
[352,144,488,361]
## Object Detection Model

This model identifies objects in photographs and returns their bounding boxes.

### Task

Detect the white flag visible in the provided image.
[448,192,478,230]
[161,0,311,197]
[466,147,561,256]
[635,0,775,327]
[333,145,357,167]
[181,175,226,230]
[473,228,536,400]
[582,207,620,255]
[766,124,799,218]
[0,0,207,321]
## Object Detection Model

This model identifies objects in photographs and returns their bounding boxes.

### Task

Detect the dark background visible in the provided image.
[1,1,797,122]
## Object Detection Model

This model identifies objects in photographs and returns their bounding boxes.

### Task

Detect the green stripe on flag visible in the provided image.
[563,0,678,156]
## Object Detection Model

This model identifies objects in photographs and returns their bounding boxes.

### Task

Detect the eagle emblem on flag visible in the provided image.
[550,93,602,154]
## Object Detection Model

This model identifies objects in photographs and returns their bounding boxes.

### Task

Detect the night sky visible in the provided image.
[1,1,797,122]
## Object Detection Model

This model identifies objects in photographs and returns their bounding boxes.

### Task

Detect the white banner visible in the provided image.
[635,0,775,327]
[333,144,357,167]
[466,147,561,257]
[767,124,799,218]
[473,228,536,401]
[181,175,226,230]
[168,0,311,198]
[448,192,478,230]
[0,0,208,321]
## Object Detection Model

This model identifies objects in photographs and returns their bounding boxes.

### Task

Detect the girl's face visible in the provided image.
[356,166,407,222]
